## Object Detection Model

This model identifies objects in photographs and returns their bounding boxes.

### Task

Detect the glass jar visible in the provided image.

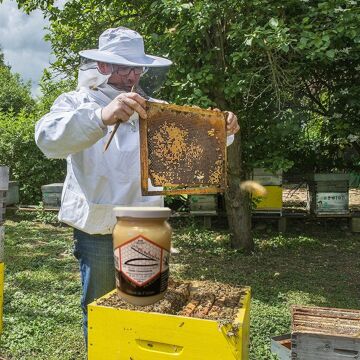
[113,206,172,305]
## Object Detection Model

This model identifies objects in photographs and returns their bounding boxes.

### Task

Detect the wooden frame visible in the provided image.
[140,101,227,195]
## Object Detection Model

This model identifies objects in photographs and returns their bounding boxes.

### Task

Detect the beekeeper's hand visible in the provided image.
[101,92,147,126]
[208,108,240,136]
[224,111,240,136]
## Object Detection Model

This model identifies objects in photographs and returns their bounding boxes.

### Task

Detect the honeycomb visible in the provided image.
[140,102,227,195]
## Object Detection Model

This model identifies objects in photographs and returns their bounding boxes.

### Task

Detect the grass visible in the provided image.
[1,213,360,359]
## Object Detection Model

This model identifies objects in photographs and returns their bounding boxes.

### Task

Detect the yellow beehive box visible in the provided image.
[88,287,251,360]
[254,185,282,212]
[0,262,4,334]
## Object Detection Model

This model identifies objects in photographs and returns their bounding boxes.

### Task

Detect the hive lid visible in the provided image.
[41,183,64,192]
[113,206,171,218]
[308,173,350,182]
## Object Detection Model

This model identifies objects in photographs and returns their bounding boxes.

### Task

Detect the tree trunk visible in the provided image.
[225,132,254,252]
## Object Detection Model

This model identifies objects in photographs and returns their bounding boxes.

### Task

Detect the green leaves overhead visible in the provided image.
[11,0,360,172]
[0,52,35,114]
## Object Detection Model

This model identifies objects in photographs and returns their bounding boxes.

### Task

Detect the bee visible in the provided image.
[240,180,267,197]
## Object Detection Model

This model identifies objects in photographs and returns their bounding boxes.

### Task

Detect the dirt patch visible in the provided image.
[97,279,246,327]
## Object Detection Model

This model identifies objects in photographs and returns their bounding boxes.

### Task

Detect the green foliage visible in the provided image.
[0,110,66,204]
[34,202,60,224]
[164,195,188,212]
[0,60,35,114]
[12,0,360,174]
[36,69,76,116]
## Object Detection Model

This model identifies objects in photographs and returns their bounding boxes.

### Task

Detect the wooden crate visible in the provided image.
[88,286,251,360]
[291,305,360,360]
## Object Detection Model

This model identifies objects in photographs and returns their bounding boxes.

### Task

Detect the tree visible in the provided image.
[0,47,35,113]
[10,0,360,250]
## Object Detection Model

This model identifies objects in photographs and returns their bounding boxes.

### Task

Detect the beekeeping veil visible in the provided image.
[77,27,172,95]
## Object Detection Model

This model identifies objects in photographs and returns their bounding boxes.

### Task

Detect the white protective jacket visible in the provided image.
[35,85,234,235]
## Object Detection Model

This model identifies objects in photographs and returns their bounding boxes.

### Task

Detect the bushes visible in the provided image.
[0,110,66,204]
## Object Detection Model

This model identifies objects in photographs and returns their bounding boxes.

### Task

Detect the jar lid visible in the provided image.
[113,206,172,219]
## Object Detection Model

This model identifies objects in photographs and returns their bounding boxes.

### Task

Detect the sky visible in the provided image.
[0,0,52,97]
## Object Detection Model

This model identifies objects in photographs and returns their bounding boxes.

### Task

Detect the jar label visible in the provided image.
[114,235,170,297]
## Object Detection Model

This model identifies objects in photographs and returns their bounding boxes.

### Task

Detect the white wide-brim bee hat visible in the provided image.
[79,27,172,67]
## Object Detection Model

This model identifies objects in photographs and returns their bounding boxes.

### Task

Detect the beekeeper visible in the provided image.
[35,27,240,344]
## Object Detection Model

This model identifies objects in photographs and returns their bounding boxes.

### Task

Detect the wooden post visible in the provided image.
[0,166,9,335]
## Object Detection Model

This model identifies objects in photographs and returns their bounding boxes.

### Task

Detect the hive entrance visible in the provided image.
[140,102,227,195]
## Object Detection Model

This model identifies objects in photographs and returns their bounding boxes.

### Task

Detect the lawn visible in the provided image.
[1,212,359,359]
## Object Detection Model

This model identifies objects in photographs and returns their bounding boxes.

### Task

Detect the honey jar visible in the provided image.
[112,206,172,306]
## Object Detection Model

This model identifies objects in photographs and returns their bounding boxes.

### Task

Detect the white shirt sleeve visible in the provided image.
[35,92,107,159]
[227,134,234,146]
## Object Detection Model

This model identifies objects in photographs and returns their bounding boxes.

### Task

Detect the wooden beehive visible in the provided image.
[140,101,227,195]
[307,173,350,215]
[41,183,63,209]
[0,262,3,334]
[88,281,251,360]
[0,167,9,225]
[0,166,8,335]
[291,306,360,359]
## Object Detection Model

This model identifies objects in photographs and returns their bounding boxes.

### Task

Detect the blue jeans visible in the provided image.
[73,229,115,346]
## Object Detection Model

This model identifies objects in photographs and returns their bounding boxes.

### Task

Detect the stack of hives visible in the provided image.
[0,166,9,334]
[271,305,360,359]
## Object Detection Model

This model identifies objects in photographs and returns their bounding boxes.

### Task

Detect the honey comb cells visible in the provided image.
[140,102,227,195]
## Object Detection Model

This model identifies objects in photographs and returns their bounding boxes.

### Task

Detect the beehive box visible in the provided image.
[5,181,19,206]
[253,186,283,213]
[189,195,218,212]
[291,305,360,360]
[0,262,4,334]
[271,334,291,359]
[0,192,5,224]
[253,169,282,213]
[0,226,4,264]
[352,216,360,233]
[88,280,250,360]
[307,174,350,215]
[0,167,9,224]
[253,168,282,186]
[41,183,63,209]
